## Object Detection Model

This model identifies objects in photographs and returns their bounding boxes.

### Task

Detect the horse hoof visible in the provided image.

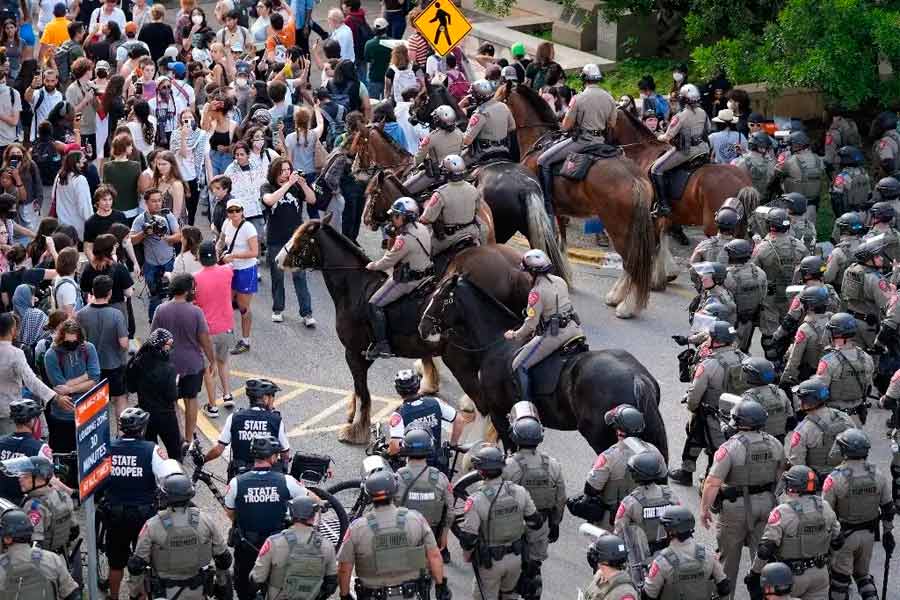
[338,424,370,446]
[604,292,619,307]
[615,308,635,319]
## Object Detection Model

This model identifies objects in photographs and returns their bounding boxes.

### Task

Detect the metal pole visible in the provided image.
[85,495,99,600]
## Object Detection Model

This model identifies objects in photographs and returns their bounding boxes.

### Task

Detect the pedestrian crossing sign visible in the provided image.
[413,0,472,57]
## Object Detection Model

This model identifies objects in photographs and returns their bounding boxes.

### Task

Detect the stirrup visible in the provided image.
[363,343,394,360]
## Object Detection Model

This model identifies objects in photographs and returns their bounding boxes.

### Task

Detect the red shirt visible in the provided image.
[193,265,234,336]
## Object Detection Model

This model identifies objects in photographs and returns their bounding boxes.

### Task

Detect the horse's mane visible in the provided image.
[369,124,412,157]
[456,276,519,322]
[513,85,560,130]
[300,220,372,263]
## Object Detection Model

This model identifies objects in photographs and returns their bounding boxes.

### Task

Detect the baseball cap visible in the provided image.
[748,112,765,124]
[511,42,525,58]
[198,241,217,266]
[95,60,111,73]
[226,198,243,209]
[235,61,252,76]
[373,17,388,30]
[170,61,186,78]
[125,21,137,35]
[163,45,179,59]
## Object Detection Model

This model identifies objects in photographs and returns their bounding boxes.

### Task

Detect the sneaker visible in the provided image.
[230,340,250,355]
[668,468,693,486]
[222,395,235,409]
[441,547,451,564]
[202,404,220,418]
[302,315,317,328]
[272,312,284,323]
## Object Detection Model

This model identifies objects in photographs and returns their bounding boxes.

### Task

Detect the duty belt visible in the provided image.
[847,310,879,327]
[157,571,206,590]
[782,555,828,574]
[480,140,507,147]
[835,402,869,416]
[690,136,705,145]
[720,482,775,500]
[839,518,879,534]
[538,312,581,334]
[441,219,479,235]
[356,578,426,599]
[582,128,605,137]
[486,539,523,560]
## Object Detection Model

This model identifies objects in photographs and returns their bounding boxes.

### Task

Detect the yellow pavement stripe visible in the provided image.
[275,385,310,407]
[288,394,356,436]
[179,399,221,445]
[290,400,399,437]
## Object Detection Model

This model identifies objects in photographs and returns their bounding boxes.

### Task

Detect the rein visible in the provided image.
[445,333,508,353]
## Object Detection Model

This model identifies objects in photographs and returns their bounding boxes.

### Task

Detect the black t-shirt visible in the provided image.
[260,182,304,245]
[0,268,46,309]
[138,22,176,62]
[80,262,134,305]
[83,210,128,244]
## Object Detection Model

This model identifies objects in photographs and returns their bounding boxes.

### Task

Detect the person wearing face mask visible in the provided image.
[669,64,688,111]
[148,76,177,147]
[170,108,211,226]
[25,69,63,143]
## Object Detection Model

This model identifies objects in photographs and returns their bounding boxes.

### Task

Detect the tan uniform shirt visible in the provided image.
[0,542,79,599]
[370,222,433,273]
[685,347,747,412]
[823,238,860,290]
[569,85,617,141]
[415,127,464,167]
[822,459,892,533]
[463,100,515,146]
[782,313,832,384]
[776,149,825,200]
[583,569,639,600]
[22,486,74,552]
[823,118,861,166]
[502,448,567,522]
[751,496,840,571]
[459,477,538,542]
[661,107,710,154]
[875,130,900,175]
[421,180,480,228]
[586,438,666,503]
[815,345,874,411]
[707,430,785,484]
[690,234,732,265]
[513,273,577,342]
[785,406,853,470]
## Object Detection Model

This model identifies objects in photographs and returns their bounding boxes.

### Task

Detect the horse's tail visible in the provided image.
[623,178,654,309]
[633,372,668,464]
[523,185,574,286]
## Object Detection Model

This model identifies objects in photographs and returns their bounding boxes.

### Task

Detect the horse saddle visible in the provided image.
[432,236,479,274]
[378,277,439,338]
[519,336,590,397]
[559,144,622,181]
[662,154,710,202]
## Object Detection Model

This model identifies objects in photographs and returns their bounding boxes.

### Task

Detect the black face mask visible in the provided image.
[185,289,196,302]
[61,340,80,351]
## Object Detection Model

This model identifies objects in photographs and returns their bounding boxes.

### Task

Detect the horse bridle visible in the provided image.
[284,233,367,271]
[421,287,508,352]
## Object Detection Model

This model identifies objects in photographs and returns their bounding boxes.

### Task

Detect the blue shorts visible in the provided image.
[231,264,259,294]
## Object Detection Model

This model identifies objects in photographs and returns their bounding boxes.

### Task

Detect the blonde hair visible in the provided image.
[150,3,165,19]
[294,106,311,144]
[390,44,410,69]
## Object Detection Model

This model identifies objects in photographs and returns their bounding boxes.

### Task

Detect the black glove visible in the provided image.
[884,531,895,555]
[671,335,689,346]
[831,532,846,551]
[68,523,80,542]
[340,595,355,600]
[435,579,452,600]
[548,523,559,543]
[192,451,205,469]
[744,572,762,600]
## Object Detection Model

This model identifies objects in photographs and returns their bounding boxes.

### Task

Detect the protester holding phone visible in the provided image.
[169,108,212,226]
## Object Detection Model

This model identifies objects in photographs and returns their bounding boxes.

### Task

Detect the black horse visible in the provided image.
[418,274,669,458]
[411,82,467,129]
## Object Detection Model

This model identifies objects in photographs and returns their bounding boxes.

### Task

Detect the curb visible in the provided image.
[509,234,623,269]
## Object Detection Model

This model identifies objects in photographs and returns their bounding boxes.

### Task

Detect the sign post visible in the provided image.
[413,0,472,57]
[75,380,111,600]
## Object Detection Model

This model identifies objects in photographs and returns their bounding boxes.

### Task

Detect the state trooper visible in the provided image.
[0,399,52,503]
[461,79,516,164]
[751,207,810,351]
[224,435,309,600]
[201,378,290,480]
[419,154,483,255]
[784,193,817,253]
[613,452,680,555]
[774,131,825,222]
[699,399,785,598]
[102,407,170,600]
[747,465,842,600]
[864,202,900,261]
[734,132,775,198]
[673,300,733,352]
[536,63,616,208]
[822,428,894,600]
[829,146,871,221]
[817,313,875,425]
[690,208,737,265]
[581,534,639,600]
[502,403,566,587]
[0,508,79,600]
[689,261,736,325]
[506,249,584,405]
[2,455,75,557]
[785,378,852,482]
[870,111,900,178]
[650,83,710,216]
[723,238,768,352]
[128,473,232,600]
[395,428,453,562]
[405,105,464,195]
[670,321,747,487]
[823,109,861,172]
[759,562,801,600]
[781,287,833,387]
[572,405,664,527]
[250,496,338,600]
[739,358,794,440]
[841,235,895,347]
[642,506,731,600]
[455,445,543,600]
[874,177,900,228]
[337,470,450,600]
[365,197,433,359]
[824,213,865,294]
[388,369,464,475]
[769,257,840,358]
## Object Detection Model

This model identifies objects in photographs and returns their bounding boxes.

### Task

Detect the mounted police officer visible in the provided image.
[734,132,775,198]
[250,496,338,600]
[128,473,232,600]
[650,83,710,216]
[572,405,664,527]
[740,358,794,440]
[365,197,433,359]
[506,249,584,405]
[582,534,639,600]
[774,131,825,222]
[0,508,79,599]
[699,399,785,597]
[419,154,483,255]
[224,435,309,600]
[785,378,852,484]
[102,407,169,600]
[829,146,871,220]
[817,313,875,425]
[724,239,768,352]
[760,562,801,600]
[337,470,450,600]
[536,64,616,208]
[642,506,730,600]
[822,428,894,600]
[406,105,464,196]
[747,465,842,600]
[864,202,900,261]
[502,403,566,590]
[824,109,861,172]
[461,79,516,164]
[388,369,463,474]
[783,193,817,253]
[0,399,51,503]
[201,378,290,480]
[613,452,680,555]
[689,261,736,325]
[690,209,737,265]
[825,213,865,294]
[842,236,895,348]
[751,207,810,353]
[455,445,543,600]
[670,321,747,487]
[395,428,453,563]
[781,287,833,387]
[870,111,900,178]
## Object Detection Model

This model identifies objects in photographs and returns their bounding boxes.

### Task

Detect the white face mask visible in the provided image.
[235,76,248,88]
[673,72,684,83]
[191,15,203,24]
[727,100,737,111]
[252,140,264,150]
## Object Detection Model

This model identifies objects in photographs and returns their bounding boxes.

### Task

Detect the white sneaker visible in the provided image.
[222,395,235,409]
[202,404,220,418]
[271,312,284,323]
[302,316,317,328]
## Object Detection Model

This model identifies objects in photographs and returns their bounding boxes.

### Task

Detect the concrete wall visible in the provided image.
[735,83,826,121]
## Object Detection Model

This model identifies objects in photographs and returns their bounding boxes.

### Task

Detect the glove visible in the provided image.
[831,532,846,551]
[340,595,355,600]
[884,531,895,555]
[548,523,559,543]
[435,579,452,600]
[68,523,80,542]
[192,451,205,469]
[671,335,689,346]
[744,572,762,600]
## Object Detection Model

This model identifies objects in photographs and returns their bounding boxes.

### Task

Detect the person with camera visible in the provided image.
[25,69,63,142]
[216,196,258,355]
[130,187,182,320]
[65,58,99,160]
[3,144,44,243]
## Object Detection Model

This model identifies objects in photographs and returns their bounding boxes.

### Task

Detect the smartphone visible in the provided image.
[135,81,143,95]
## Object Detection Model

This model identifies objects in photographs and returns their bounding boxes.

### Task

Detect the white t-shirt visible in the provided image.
[52,275,80,311]
[220,218,258,270]
[0,85,21,146]
[127,117,157,158]
[54,173,93,240]
[388,398,457,440]
[29,87,63,140]
[173,251,203,275]
[330,24,355,62]
[425,54,447,79]
[217,407,290,449]
[88,7,128,34]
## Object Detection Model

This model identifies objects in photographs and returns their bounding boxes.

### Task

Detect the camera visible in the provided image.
[142,213,169,237]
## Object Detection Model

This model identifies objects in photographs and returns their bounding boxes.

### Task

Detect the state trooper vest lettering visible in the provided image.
[834,463,881,525]
[481,482,525,547]
[725,433,779,488]
[0,549,56,600]
[657,545,715,600]
[805,412,849,476]
[398,466,444,526]
[826,348,868,403]
[630,486,677,547]
[269,528,326,599]
[234,470,291,541]
[107,439,157,505]
[743,387,788,436]
[599,438,651,507]
[0,434,43,502]
[230,409,282,469]
[399,398,444,450]
[356,508,427,580]
[151,508,212,578]
[779,497,830,560]
[511,452,556,511]
[841,265,866,304]
[29,490,73,552]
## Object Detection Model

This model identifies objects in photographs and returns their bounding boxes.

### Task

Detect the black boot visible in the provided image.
[668,467,693,486]
[539,165,555,216]
[514,367,532,403]
[651,173,672,216]
[365,304,393,360]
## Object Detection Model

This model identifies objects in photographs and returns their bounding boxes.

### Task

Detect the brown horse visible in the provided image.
[350,124,414,181]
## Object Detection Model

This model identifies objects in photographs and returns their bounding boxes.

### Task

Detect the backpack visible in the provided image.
[326,80,352,113]
[391,65,418,102]
[348,14,373,62]
[33,135,60,186]
[55,41,78,84]
[446,68,469,101]
[320,103,347,152]
[653,94,670,119]
[51,278,83,312]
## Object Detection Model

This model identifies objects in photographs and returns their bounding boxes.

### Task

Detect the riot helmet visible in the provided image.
[798,256,825,281]
[471,445,505,477]
[0,509,33,543]
[289,496,319,523]
[761,562,794,596]
[798,285,829,312]
[765,208,791,233]
[876,177,900,201]
[249,435,282,459]
[729,399,768,431]
[509,418,544,447]
[782,192,807,216]
[626,451,667,484]
[794,377,829,409]
[783,465,818,494]
[826,312,857,339]
[742,357,775,386]
[724,238,752,263]
[708,320,736,345]
[714,208,738,232]
[835,212,865,236]
[388,197,419,224]
[587,534,628,570]
[834,427,870,459]
[603,405,645,436]
[160,473,195,505]
[869,202,895,224]
[364,469,398,503]
[660,506,695,536]
[400,427,434,458]
[521,249,553,274]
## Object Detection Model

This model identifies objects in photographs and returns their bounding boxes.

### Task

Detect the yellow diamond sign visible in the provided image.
[413,0,472,57]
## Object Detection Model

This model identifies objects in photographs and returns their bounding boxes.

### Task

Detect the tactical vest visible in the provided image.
[355,508,427,579]
[599,438,652,507]
[267,528,326,600]
[712,351,751,398]
[586,571,635,600]
[825,348,868,403]
[724,433,779,488]
[841,264,867,304]
[107,438,157,505]
[729,265,765,315]
[511,452,556,511]
[844,168,871,208]
[831,241,859,291]
[0,433,44,502]
[0,548,56,600]
[398,466,445,526]
[27,489,73,552]
[805,412,849,476]
[785,152,824,199]
[697,238,729,266]
[398,398,444,466]
[833,463,881,525]
[150,508,212,578]
[743,154,773,194]
[230,409,282,470]
[657,545,715,600]
[480,482,525,547]
[234,470,291,541]
[630,485,677,547]
[767,238,804,298]
[743,386,788,436]
[778,497,830,560]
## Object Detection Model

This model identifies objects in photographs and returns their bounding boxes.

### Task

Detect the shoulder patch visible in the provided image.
[392,237,405,251]
[528,291,540,306]
[156,446,167,459]
[615,502,626,520]
[833,174,844,188]
[880,278,890,293]
[28,510,40,526]
[881,139,888,149]
[40,445,52,460]
[668,115,678,128]
[822,476,834,492]
[464,497,474,513]
[419,135,430,148]
[140,522,148,536]
[790,431,801,448]
[795,329,807,344]
[259,538,271,556]
[825,133,833,146]
[714,446,728,462]
[693,363,705,380]
[816,360,828,376]
[891,370,900,384]
[389,413,402,427]
[593,453,607,469]
[426,193,440,209]
[767,508,781,525]
[343,527,352,542]
[648,560,660,578]
[468,114,480,128]
[789,296,800,311]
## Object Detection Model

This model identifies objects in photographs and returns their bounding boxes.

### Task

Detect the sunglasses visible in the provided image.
[159,86,171,91]
[8,155,22,160]
[226,207,243,213]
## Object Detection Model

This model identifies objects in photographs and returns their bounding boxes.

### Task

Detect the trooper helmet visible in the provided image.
[789,130,810,148]
[783,465,818,494]
[761,562,794,596]
[521,249,553,274]
[245,379,281,405]
[747,131,772,151]
[836,145,864,167]
[471,445,505,476]
[501,65,518,81]
[798,255,825,281]
[708,320,736,345]
[160,473,195,505]
[715,208,739,232]
[835,427,870,459]
[794,377,829,408]
[626,451,667,484]
[853,234,891,264]
[0,455,53,482]
[587,534,628,570]
[742,357,775,386]
[0,509,33,543]
[364,469,398,502]
[289,496,319,523]
[782,192,808,216]
[724,238,753,262]
[603,405,645,436]
[8,399,42,424]
[249,435,282,459]
[690,261,727,287]
[679,84,700,103]
[765,208,791,232]
[835,212,865,235]
[119,407,150,436]
[470,79,494,101]
[826,312,857,339]
[873,111,898,137]
[869,201,896,223]
[431,105,456,129]
[798,285,829,311]
[388,197,419,223]
[698,301,731,322]
[400,427,434,458]
[394,369,421,397]
[729,399,768,431]
[581,64,603,83]
[876,177,900,201]
[441,154,466,180]
[509,417,544,447]
[659,506,695,536]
